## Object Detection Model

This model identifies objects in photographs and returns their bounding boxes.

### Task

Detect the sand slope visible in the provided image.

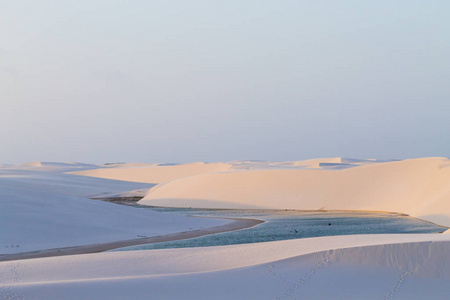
[0,166,227,254]
[1,234,449,299]
[141,158,450,227]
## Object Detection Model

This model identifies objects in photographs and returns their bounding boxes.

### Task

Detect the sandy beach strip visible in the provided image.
[0,217,263,262]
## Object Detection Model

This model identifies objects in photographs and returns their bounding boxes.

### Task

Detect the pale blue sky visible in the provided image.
[1,1,449,164]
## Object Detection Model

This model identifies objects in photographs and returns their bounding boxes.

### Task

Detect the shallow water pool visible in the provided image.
[112,208,446,251]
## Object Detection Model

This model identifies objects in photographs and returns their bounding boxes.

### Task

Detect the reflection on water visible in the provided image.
[113,208,446,251]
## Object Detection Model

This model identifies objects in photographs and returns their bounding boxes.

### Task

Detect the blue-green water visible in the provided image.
[113,208,446,251]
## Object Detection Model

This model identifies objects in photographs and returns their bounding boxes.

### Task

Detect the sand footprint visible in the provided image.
[0,263,24,300]
[384,243,433,299]
[268,252,330,300]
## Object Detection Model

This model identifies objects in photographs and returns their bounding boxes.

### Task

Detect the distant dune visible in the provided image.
[16,162,98,172]
[69,157,378,183]
[71,162,232,184]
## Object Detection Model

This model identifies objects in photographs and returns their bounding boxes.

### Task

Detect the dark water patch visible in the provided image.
[92,196,143,206]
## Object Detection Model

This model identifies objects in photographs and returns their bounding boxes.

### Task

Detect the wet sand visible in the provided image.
[0,217,263,262]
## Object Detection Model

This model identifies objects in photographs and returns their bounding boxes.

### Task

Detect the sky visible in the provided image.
[1,1,449,164]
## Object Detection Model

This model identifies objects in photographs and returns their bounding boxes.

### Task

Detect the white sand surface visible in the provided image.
[0,164,227,254]
[1,233,449,299]
[3,157,450,299]
[141,157,450,227]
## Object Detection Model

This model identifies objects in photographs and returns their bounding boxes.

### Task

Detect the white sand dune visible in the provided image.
[69,158,380,184]
[99,162,158,168]
[70,162,232,184]
[141,157,450,227]
[1,234,449,299]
